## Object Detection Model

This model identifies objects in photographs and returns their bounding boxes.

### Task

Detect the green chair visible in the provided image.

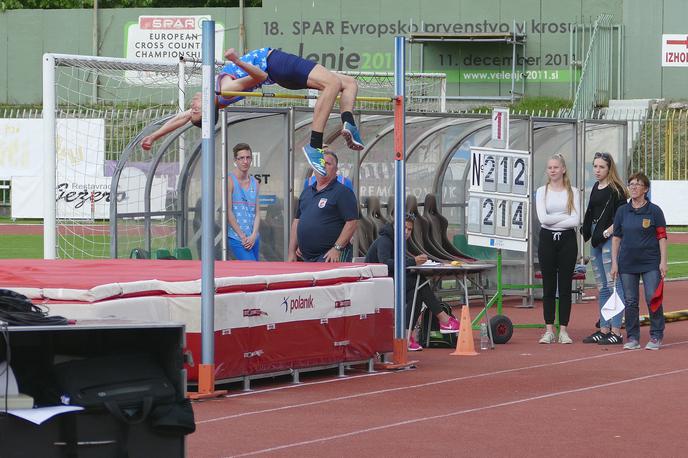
[452,234,497,260]
[152,248,173,260]
[174,247,192,260]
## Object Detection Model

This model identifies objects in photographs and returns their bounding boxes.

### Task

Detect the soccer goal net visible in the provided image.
[43,54,199,260]
[43,53,446,259]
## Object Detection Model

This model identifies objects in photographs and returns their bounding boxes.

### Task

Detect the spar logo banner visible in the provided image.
[662,34,688,67]
[125,15,225,62]
[124,15,225,86]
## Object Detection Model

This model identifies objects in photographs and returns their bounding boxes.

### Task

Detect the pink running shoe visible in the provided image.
[439,316,460,334]
[408,335,423,351]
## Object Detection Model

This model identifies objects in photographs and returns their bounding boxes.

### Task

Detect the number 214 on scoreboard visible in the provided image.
[467,195,528,239]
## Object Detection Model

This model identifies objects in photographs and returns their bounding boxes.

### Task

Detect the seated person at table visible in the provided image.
[365,213,459,351]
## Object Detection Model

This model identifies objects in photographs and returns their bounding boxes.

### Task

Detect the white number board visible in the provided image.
[491,107,509,149]
[468,146,531,252]
[470,147,530,196]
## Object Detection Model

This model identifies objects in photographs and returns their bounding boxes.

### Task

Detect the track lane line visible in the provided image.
[196,339,688,424]
[230,367,688,457]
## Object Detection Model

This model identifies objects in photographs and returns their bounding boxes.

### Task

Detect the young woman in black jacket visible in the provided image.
[581,152,628,345]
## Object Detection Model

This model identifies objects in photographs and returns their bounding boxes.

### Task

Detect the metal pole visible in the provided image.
[221,109,228,261]
[201,20,216,367]
[526,117,534,307]
[285,108,294,261]
[511,20,516,104]
[42,54,56,260]
[393,36,406,343]
[91,0,99,103]
[178,60,186,168]
[239,0,246,54]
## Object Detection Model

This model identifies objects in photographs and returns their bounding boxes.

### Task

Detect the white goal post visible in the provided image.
[42,52,447,259]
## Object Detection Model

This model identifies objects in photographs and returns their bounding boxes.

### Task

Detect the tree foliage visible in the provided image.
[1,0,261,11]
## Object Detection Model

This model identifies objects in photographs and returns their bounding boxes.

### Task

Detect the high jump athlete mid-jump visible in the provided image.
[141,47,365,176]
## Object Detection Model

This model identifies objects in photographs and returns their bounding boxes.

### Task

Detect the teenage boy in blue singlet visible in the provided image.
[141,47,365,176]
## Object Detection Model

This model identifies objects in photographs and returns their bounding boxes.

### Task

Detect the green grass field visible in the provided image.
[1,231,686,278]
[668,242,688,278]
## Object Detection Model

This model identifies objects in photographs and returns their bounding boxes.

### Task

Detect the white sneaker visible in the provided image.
[645,338,662,351]
[558,330,573,344]
[623,339,641,350]
[539,331,556,344]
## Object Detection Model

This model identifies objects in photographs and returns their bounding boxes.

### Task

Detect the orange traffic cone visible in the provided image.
[451,305,478,356]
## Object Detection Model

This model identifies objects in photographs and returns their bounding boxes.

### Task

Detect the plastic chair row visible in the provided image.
[356,194,475,263]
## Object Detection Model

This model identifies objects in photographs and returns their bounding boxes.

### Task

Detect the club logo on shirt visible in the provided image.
[642,218,651,228]
[318,198,327,208]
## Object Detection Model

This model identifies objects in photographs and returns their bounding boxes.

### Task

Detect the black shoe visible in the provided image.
[598,333,623,345]
[583,330,607,343]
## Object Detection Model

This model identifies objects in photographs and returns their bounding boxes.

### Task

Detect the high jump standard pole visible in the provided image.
[191,18,227,399]
[376,36,415,369]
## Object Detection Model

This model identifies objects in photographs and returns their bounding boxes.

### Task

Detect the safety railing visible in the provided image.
[569,14,622,119]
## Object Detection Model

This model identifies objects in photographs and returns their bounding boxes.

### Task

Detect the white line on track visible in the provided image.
[197,339,688,425]
[231,367,688,457]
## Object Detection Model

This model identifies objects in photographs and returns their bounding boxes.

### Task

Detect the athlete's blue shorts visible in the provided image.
[266,50,317,90]
[228,236,260,261]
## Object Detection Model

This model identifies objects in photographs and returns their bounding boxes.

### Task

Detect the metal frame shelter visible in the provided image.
[409,22,527,103]
[110,110,628,309]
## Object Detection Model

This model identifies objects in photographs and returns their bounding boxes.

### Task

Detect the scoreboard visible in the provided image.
[467,146,531,252]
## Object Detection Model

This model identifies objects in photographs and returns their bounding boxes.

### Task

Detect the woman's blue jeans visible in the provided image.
[620,270,665,342]
[590,236,624,329]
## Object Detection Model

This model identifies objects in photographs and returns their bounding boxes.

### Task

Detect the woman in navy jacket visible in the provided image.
[611,172,668,351]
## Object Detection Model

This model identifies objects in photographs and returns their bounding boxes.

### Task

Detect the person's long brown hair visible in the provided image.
[595,152,628,199]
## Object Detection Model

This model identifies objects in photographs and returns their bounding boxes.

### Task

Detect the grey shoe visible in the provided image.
[539,331,556,344]
[558,330,573,344]
[645,338,662,351]
[623,339,640,350]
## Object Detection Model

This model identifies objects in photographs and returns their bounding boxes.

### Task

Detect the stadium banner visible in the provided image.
[0,119,46,178]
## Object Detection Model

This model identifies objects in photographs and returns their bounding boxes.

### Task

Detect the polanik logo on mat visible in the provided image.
[283,295,315,313]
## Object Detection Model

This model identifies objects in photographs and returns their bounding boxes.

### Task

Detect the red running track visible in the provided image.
[188,282,688,457]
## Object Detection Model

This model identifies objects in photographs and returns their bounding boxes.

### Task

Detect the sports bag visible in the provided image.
[54,353,177,424]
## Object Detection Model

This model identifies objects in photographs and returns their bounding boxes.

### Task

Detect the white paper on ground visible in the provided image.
[6,405,84,425]
[601,287,625,321]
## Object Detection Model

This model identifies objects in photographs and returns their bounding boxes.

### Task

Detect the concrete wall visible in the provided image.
[0,0,686,104]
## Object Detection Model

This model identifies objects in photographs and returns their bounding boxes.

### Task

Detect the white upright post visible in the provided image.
[42,54,57,260]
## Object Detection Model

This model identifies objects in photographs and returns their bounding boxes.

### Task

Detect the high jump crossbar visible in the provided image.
[218,90,396,103]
